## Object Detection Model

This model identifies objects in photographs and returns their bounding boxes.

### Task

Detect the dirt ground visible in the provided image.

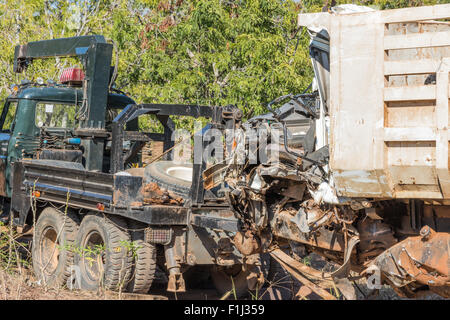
[0,268,170,300]
[0,263,445,300]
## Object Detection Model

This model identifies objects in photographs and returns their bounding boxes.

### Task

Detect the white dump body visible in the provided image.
[299,4,450,200]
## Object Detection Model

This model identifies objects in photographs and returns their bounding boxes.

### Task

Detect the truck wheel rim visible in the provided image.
[40,226,60,275]
[82,231,105,282]
[166,166,192,182]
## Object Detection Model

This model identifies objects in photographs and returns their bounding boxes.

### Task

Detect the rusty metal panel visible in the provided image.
[113,174,143,208]
[369,227,449,289]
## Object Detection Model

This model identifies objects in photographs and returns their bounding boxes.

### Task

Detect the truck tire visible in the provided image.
[127,221,157,294]
[32,207,79,287]
[145,161,192,197]
[74,213,133,291]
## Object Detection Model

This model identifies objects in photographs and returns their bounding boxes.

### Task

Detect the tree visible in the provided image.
[126,0,312,123]
[0,0,446,130]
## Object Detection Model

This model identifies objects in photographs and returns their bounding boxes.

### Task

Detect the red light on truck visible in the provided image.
[96,203,105,211]
[59,68,85,84]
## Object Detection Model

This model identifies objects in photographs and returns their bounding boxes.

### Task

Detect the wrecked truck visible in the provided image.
[0,35,262,296]
[207,4,450,299]
[2,3,450,300]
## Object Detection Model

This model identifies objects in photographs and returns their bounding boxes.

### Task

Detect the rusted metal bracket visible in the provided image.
[167,273,186,293]
[367,226,450,291]
[331,236,360,279]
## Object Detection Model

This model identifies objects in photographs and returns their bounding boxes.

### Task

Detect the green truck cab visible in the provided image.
[0,86,135,200]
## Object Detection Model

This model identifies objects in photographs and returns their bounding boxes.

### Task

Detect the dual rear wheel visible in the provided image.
[32,206,260,297]
[32,208,156,293]
[32,162,264,296]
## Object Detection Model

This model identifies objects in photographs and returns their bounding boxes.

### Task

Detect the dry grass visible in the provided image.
[0,268,94,300]
[0,267,168,300]
[0,222,167,300]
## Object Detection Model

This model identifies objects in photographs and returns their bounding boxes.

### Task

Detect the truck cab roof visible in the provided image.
[12,86,135,109]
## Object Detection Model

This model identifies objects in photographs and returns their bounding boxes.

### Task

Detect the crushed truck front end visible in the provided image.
[211,4,450,300]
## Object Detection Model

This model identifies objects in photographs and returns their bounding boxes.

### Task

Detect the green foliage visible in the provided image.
[132,0,312,122]
[60,242,106,267]
[302,255,311,266]
[359,0,450,10]
[0,222,31,272]
[0,0,447,130]
[59,238,140,265]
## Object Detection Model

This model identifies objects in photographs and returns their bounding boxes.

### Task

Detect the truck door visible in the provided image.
[0,99,17,197]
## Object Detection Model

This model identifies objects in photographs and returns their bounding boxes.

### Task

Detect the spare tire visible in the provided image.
[144,161,192,197]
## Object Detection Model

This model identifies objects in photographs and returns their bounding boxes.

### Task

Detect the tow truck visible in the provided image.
[0,35,259,295]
